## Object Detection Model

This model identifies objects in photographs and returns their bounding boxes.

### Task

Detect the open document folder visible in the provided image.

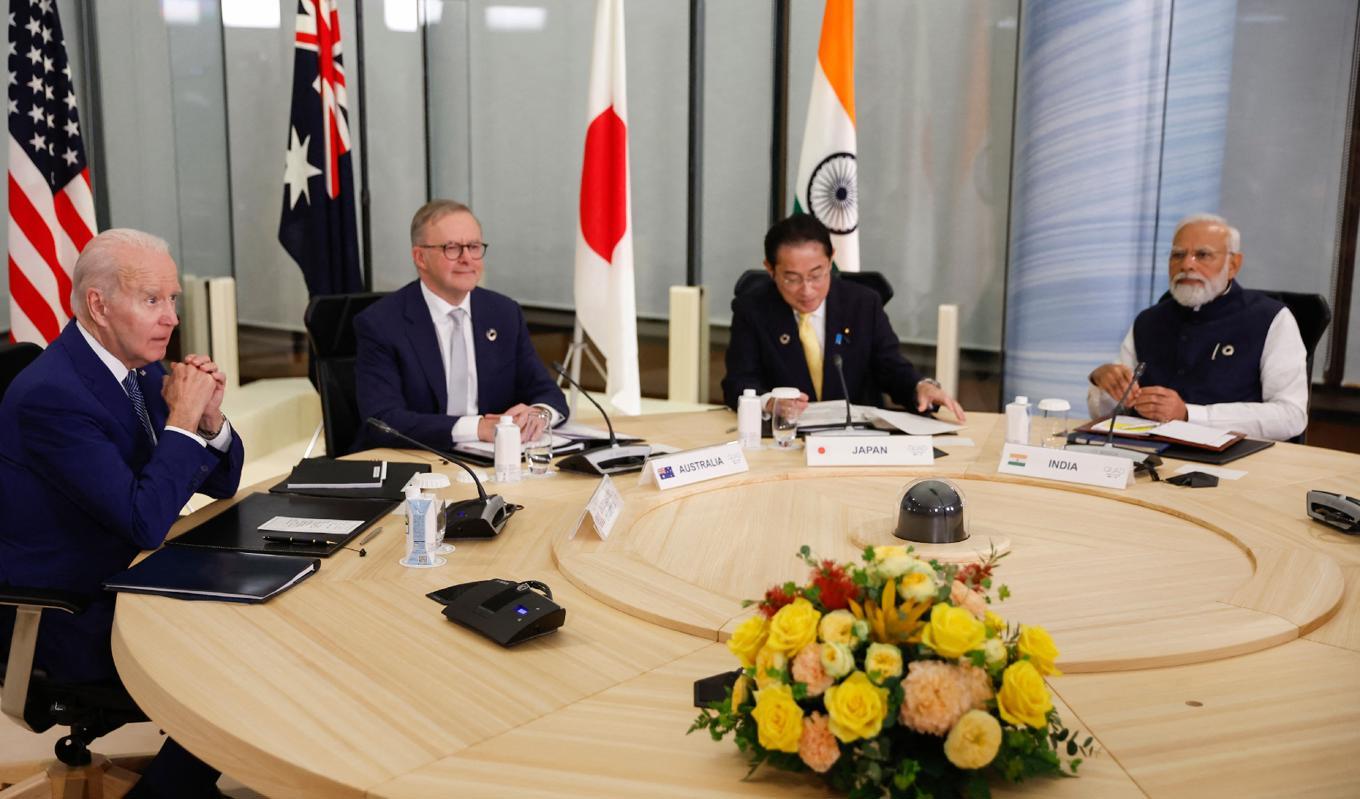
[794,401,964,436]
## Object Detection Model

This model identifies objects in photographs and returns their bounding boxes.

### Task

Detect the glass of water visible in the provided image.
[523,407,555,477]
[771,387,803,449]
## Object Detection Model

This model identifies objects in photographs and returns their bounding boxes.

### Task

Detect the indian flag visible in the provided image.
[793,0,859,273]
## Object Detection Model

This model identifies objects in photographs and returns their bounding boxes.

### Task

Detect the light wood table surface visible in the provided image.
[111,411,1360,797]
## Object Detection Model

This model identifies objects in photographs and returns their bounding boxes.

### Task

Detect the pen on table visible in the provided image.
[263,535,338,547]
[354,525,384,557]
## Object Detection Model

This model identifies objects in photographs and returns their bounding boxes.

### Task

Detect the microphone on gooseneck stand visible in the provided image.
[1064,362,1150,463]
[550,362,653,475]
[364,417,514,538]
[799,353,889,437]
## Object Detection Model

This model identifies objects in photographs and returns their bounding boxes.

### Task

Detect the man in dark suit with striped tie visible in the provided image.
[0,229,244,797]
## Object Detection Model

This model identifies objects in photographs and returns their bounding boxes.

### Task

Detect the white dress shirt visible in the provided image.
[1086,308,1309,441]
[75,321,233,450]
[419,282,562,444]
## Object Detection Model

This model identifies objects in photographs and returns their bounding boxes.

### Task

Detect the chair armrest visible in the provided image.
[0,587,89,614]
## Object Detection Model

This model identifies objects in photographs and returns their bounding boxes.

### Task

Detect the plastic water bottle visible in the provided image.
[494,415,522,483]
[1005,395,1031,444]
[738,388,762,449]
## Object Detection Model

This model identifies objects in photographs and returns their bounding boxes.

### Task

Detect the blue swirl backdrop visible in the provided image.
[1004,0,1237,409]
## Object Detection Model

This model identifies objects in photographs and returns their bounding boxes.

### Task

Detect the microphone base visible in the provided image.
[556,443,653,476]
[443,494,516,538]
[1064,443,1150,463]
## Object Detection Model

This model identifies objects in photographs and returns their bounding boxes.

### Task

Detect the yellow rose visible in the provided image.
[864,643,904,683]
[818,609,857,645]
[984,610,1006,634]
[996,660,1053,728]
[767,598,821,655]
[820,641,854,679]
[823,671,889,743]
[944,709,1003,769]
[754,646,789,689]
[750,684,804,753]
[1017,625,1062,676]
[983,637,1008,668]
[897,570,938,602]
[873,545,908,561]
[727,615,769,668]
[921,603,986,660]
[730,673,750,710]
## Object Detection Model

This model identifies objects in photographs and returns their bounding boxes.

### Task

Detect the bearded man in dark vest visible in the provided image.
[1087,213,1308,441]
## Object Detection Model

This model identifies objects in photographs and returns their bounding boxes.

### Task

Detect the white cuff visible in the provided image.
[1184,404,1208,425]
[451,414,483,443]
[165,425,206,447]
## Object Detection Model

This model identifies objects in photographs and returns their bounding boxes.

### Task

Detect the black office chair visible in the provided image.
[1,342,150,797]
[303,292,388,456]
[733,269,894,307]
[1259,291,1331,383]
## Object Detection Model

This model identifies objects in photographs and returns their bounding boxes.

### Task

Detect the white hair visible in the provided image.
[71,229,172,319]
[1173,213,1241,253]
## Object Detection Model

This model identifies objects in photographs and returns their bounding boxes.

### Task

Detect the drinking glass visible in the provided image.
[771,390,802,449]
[1035,398,1071,449]
[523,407,555,478]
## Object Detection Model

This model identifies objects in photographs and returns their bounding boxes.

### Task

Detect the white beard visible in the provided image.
[1171,270,1229,309]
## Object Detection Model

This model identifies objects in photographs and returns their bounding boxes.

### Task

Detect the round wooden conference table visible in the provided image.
[112,411,1360,798]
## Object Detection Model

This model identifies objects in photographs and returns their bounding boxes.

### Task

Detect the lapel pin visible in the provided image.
[486,328,498,342]
[779,333,791,345]
[1222,344,1234,357]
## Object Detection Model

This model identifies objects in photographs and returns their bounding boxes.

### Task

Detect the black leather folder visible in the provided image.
[168,492,396,557]
[104,547,319,603]
[269,458,432,500]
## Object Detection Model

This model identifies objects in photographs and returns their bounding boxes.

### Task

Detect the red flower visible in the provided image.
[758,585,797,618]
[955,562,993,592]
[811,560,859,611]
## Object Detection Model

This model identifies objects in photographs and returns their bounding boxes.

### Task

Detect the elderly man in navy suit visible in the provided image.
[355,200,568,451]
[0,228,244,797]
[722,214,965,420]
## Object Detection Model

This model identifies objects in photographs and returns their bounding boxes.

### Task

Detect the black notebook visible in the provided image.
[1160,437,1275,465]
[169,492,396,557]
[270,458,432,500]
[104,547,319,603]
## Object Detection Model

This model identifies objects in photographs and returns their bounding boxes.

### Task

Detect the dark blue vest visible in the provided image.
[1132,281,1283,406]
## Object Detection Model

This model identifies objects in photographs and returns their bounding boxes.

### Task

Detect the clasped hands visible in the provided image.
[476,403,550,443]
[1089,363,1187,424]
[161,354,227,437]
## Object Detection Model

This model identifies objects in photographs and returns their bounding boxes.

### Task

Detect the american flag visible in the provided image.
[278,0,362,297]
[6,0,96,345]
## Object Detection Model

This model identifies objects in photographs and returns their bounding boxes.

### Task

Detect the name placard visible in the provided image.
[996,444,1133,490]
[642,442,748,491]
[574,474,624,540]
[805,435,934,467]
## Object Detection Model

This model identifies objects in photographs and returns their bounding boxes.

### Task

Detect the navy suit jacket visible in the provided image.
[722,277,924,410]
[0,321,244,681]
[353,281,568,452]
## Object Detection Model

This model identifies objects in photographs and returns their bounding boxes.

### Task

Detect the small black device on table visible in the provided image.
[428,578,565,646]
[1307,490,1360,533]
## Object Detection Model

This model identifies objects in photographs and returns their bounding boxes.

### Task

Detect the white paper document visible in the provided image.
[868,408,964,436]
[555,421,642,442]
[454,434,582,457]
[258,516,364,535]
[797,401,875,428]
[1148,421,1235,448]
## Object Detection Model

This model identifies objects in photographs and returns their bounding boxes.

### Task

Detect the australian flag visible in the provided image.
[278,0,363,296]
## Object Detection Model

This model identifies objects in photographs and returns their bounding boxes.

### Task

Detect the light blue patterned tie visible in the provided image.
[121,371,158,445]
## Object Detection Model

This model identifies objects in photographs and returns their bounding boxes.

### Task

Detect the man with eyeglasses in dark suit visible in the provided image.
[354,200,568,452]
[722,213,965,420]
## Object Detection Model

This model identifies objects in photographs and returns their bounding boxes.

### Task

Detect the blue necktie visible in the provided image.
[122,371,158,445]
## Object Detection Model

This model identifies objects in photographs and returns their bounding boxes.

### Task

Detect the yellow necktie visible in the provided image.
[798,312,823,400]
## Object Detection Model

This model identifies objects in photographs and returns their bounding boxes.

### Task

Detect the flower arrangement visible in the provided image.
[690,545,1093,798]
